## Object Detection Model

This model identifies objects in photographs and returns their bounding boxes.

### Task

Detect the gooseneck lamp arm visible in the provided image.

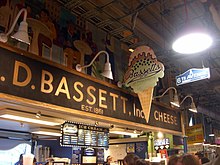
[179,95,194,106]
[179,95,197,113]
[0,8,27,43]
[76,50,113,79]
[153,87,177,99]
[76,50,110,71]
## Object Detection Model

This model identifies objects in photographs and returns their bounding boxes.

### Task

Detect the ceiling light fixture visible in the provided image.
[172,1,212,54]
[172,32,213,54]
[209,133,215,137]
[0,109,64,126]
[153,87,180,107]
[157,132,164,139]
[0,8,30,44]
[76,50,113,80]
[31,128,61,137]
[153,87,197,112]
[179,95,197,113]
[110,128,140,136]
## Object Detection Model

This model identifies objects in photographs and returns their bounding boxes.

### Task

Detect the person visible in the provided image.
[168,155,182,165]
[62,21,80,50]
[195,152,210,165]
[38,8,57,40]
[135,159,149,165]
[15,154,23,165]
[123,154,140,165]
[180,154,200,165]
[105,156,113,165]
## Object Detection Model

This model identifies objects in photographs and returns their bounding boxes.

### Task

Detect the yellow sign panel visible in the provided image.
[186,124,204,144]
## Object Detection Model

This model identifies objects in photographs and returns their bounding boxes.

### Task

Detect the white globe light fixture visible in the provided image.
[172,32,213,54]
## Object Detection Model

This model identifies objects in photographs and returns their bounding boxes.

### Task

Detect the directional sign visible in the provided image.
[176,68,210,86]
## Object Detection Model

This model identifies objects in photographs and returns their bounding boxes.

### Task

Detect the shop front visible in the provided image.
[0,43,182,164]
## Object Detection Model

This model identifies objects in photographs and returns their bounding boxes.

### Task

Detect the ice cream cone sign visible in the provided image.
[124,46,164,123]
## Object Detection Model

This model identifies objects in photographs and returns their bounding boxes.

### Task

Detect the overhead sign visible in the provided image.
[176,68,210,86]
[0,46,182,132]
[186,124,204,144]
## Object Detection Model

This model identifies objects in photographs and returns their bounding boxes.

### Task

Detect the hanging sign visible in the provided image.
[0,45,182,133]
[186,124,204,144]
[176,68,210,86]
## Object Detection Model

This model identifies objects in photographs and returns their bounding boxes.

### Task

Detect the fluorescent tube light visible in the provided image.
[31,128,61,137]
[209,133,215,137]
[0,110,63,126]
[193,143,203,145]
[110,128,140,136]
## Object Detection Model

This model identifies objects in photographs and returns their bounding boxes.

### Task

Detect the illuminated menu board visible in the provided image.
[61,122,109,148]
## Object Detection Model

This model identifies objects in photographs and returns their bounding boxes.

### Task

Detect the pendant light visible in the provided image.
[172,0,213,54]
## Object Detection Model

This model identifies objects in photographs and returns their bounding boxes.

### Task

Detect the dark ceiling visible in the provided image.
[57,0,220,122]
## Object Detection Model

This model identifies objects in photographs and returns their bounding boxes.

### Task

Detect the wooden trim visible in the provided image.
[0,93,183,136]
[152,100,180,112]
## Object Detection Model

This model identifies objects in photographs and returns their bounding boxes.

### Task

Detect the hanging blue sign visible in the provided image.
[176,68,210,86]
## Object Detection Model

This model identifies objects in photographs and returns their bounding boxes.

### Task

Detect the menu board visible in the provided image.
[61,122,109,148]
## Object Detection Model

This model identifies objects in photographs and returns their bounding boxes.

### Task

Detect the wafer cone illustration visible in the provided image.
[137,87,154,123]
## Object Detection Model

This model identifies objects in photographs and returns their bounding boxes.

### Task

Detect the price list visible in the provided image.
[61,122,109,148]
[84,130,92,146]
[78,129,85,145]
[91,131,97,146]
